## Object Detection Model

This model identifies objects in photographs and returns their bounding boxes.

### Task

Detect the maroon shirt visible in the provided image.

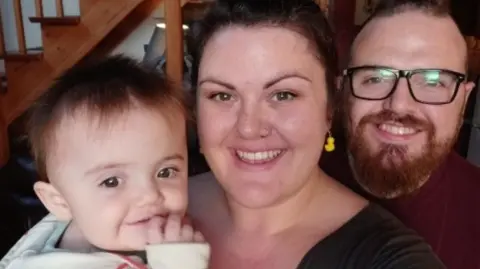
[321,151,480,269]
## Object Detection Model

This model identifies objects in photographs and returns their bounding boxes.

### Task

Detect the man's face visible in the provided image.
[346,12,475,198]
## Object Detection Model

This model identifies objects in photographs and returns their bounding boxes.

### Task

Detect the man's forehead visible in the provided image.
[350,12,467,71]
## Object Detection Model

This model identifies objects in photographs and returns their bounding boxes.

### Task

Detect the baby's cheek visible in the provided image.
[164,188,188,214]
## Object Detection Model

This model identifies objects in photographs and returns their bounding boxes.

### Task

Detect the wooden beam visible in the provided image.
[164,0,184,84]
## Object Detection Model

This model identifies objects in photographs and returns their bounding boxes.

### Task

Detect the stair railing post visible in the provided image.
[13,0,27,54]
[35,0,44,17]
[55,0,64,17]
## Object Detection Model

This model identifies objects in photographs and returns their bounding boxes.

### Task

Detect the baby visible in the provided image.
[0,56,209,269]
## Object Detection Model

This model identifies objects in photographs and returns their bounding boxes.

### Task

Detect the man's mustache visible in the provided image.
[358,110,432,130]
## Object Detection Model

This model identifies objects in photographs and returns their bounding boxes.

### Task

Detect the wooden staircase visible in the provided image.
[0,0,173,166]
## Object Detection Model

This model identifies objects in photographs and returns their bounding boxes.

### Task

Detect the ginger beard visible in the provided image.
[346,108,462,199]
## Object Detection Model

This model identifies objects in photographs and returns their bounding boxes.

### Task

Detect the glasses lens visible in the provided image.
[409,70,459,103]
[350,68,396,99]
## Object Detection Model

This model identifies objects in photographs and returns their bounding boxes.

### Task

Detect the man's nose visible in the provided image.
[383,78,418,114]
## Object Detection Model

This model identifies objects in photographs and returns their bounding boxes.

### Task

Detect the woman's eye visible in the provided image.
[157,167,179,178]
[100,177,120,188]
[209,92,232,102]
[272,91,297,101]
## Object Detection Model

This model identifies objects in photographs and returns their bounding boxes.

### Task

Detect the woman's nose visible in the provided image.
[235,103,269,139]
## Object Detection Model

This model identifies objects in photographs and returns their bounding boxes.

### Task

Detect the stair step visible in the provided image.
[29,16,81,26]
[1,53,43,61]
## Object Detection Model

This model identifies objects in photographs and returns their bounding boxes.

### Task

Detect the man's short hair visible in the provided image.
[365,0,450,26]
[27,55,186,181]
[350,0,464,68]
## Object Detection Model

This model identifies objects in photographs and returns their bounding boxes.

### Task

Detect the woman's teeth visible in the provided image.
[236,150,282,162]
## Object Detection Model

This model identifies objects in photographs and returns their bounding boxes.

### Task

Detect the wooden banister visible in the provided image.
[30,0,81,26]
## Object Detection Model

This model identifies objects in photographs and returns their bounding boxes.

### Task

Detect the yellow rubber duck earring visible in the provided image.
[324,131,335,152]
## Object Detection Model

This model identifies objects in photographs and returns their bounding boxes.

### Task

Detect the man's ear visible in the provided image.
[34,181,72,221]
[464,81,476,103]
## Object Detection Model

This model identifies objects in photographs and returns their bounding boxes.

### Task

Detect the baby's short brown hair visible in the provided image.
[27,55,187,181]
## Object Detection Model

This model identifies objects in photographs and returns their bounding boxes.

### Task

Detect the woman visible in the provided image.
[186,0,444,268]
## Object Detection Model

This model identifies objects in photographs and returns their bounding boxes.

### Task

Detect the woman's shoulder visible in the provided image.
[298,203,445,269]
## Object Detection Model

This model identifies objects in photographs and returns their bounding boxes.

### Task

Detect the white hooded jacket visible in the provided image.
[0,214,210,269]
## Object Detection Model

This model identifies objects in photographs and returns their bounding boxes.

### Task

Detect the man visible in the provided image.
[323,0,480,268]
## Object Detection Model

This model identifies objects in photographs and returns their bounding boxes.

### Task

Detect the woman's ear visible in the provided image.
[34,181,72,221]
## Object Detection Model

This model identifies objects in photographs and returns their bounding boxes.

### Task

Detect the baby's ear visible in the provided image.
[34,181,72,221]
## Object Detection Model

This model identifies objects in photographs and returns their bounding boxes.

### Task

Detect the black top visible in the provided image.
[297,203,445,269]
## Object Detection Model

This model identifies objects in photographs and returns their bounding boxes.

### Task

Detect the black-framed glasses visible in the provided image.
[342,66,466,105]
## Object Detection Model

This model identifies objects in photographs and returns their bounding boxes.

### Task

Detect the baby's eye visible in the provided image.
[157,167,179,178]
[100,177,120,188]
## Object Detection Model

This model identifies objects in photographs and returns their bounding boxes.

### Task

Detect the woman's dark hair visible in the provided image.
[187,0,338,111]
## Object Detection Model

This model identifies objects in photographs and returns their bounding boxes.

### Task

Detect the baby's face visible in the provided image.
[44,106,188,251]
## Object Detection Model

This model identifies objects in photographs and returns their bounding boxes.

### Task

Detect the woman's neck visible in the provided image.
[225,167,330,237]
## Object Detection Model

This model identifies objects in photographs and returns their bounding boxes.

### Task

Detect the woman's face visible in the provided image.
[196,26,329,208]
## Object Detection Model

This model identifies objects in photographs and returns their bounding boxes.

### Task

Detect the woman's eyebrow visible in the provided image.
[264,72,311,88]
[198,78,235,90]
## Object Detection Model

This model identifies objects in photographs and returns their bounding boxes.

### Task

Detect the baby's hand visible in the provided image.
[147,214,205,245]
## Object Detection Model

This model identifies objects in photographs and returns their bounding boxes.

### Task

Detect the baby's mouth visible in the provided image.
[127,214,167,226]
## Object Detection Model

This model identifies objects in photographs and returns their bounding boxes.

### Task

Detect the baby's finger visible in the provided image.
[164,214,182,242]
[193,231,205,242]
[182,215,192,226]
[146,216,164,244]
[180,224,194,242]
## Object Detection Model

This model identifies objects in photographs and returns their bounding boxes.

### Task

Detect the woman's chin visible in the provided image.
[221,176,287,209]
[228,188,284,209]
